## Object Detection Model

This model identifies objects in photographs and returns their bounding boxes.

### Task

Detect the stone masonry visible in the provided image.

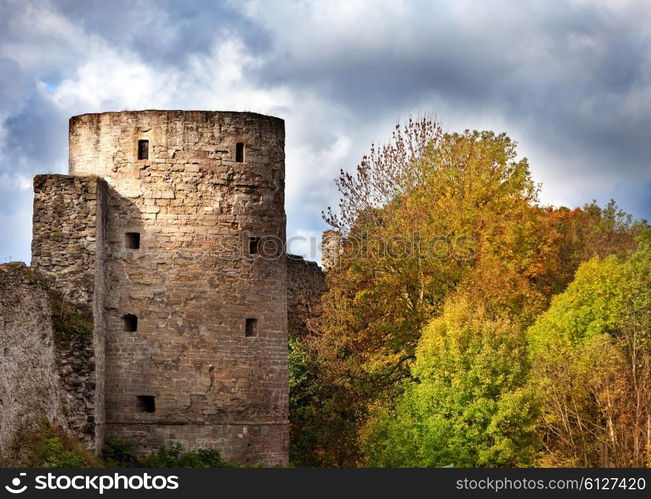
[31,174,108,450]
[321,230,343,272]
[0,263,67,464]
[0,262,98,465]
[0,110,331,466]
[287,256,325,339]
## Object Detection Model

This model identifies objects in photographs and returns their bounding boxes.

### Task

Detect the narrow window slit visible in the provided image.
[125,232,141,249]
[235,142,245,163]
[245,318,258,337]
[138,139,149,160]
[137,395,155,413]
[249,236,260,255]
[123,314,138,332]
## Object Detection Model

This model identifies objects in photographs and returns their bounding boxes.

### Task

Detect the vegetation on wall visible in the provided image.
[47,287,93,349]
[103,438,229,468]
[4,422,99,468]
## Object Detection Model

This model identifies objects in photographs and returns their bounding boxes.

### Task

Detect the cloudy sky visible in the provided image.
[1,0,650,264]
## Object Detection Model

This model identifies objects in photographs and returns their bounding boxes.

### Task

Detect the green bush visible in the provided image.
[9,424,233,468]
[362,298,539,467]
[7,422,99,468]
[101,437,137,467]
[39,437,88,468]
[141,442,228,468]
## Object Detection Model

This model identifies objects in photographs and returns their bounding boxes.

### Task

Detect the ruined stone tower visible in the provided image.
[29,111,289,465]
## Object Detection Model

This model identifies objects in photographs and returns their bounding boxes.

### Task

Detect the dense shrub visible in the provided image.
[101,437,137,467]
[6,422,99,467]
[141,442,228,468]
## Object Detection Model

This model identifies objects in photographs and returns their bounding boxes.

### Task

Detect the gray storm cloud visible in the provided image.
[0,0,649,263]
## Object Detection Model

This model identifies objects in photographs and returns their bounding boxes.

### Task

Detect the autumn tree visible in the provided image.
[295,122,549,465]
[319,126,543,380]
[290,117,644,467]
[528,231,651,466]
[539,201,643,296]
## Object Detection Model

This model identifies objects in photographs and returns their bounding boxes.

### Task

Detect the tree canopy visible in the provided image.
[289,117,646,467]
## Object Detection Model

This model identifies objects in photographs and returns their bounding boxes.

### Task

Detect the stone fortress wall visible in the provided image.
[0,111,334,466]
[0,263,69,464]
[287,256,325,339]
[70,110,288,464]
[31,174,109,451]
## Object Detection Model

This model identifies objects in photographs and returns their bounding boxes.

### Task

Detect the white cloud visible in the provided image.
[0,1,88,73]
[0,0,650,264]
[286,228,323,262]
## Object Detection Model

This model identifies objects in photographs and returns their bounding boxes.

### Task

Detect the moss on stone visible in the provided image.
[47,288,93,348]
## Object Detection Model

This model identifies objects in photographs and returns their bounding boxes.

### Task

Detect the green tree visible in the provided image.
[528,231,651,466]
[362,298,539,467]
[289,337,361,466]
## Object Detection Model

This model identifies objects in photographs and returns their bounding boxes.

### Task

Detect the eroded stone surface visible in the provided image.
[321,230,343,272]
[1,110,328,466]
[287,255,325,339]
[0,264,67,464]
[72,111,290,465]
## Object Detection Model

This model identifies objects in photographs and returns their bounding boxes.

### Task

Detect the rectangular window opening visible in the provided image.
[123,314,138,332]
[125,232,141,250]
[138,139,149,160]
[249,236,260,255]
[245,318,258,337]
[137,395,156,413]
[235,142,245,163]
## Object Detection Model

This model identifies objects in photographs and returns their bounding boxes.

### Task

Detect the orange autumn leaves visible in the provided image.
[290,119,645,467]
